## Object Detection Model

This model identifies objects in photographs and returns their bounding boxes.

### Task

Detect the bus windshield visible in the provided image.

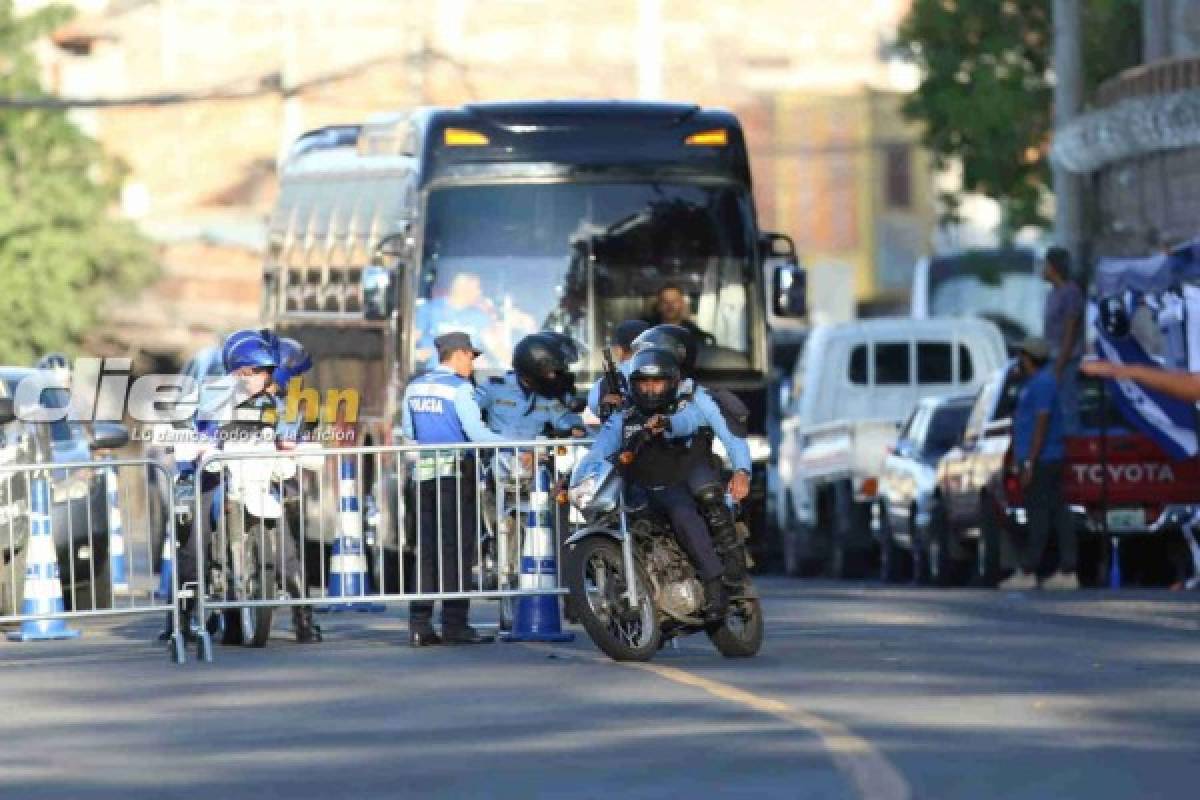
[414,181,760,377]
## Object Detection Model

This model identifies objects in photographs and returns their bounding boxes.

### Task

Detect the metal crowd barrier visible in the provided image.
[190,439,590,659]
[0,459,185,663]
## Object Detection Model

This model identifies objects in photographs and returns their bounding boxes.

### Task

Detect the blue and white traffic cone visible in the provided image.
[501,464,574,643]
[104,465,129,595]
[155,526,174,602]
[318,456,384,612]
[8,475,80,641]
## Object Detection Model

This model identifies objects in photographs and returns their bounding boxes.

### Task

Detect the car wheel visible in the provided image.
[974,498,1004,588]
[877,506,911,584]
[926,501,967,587]
[782,495,822,577]
[829,485,869,580]
[910,507,932,585]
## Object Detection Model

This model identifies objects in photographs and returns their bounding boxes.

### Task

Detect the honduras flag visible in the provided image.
[1092,312,1198,459]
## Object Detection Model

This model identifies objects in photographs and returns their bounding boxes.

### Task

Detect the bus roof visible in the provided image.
[281,101,751,187]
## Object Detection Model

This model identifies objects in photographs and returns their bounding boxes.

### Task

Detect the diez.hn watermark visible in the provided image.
[11,358,359,425]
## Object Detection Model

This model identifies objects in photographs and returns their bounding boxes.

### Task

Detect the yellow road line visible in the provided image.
[626,660,912,800]
[531,644,911,800]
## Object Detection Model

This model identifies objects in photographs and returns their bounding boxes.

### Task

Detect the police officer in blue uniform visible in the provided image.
[632,324,753,584]
[586,319,649,420]
[174,329,280,641]
[478,332,585,439]
[401,331,506,646]
[581,346,738,619]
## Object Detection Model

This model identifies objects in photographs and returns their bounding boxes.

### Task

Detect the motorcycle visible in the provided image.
[563,443,763,662]
[209,438,297,647]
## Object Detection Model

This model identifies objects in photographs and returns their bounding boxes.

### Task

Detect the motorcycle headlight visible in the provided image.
[567,474,598,512]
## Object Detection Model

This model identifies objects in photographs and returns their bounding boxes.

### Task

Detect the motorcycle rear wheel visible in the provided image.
[222,519,276,648]
[565,536,660,662]
[707,595,764,658]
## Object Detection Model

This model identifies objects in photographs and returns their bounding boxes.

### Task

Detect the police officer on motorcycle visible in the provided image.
[401,332,506,646]
[478,332,585,439]
[172,329,278,634]
[586,320,650,420]
[583,346,738,620]
[631,324,753,585]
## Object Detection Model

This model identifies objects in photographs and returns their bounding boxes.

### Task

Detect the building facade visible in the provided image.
[1053,0,1200,258]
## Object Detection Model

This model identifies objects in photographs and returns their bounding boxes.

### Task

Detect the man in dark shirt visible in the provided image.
[647,284,708,343]
[1042,246,1085,433]
[1001,337,1077,590]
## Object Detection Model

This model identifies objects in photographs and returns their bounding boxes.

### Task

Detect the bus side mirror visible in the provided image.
[0,397,14,425]
[762,232,806,318]
[363,265,397,320]
[364,232,407,321]
[772,263,806,318]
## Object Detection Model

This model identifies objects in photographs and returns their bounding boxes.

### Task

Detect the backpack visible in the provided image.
[680,381,749,438]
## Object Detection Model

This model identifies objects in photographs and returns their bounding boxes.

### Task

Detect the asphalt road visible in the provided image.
[1,579,1198,800]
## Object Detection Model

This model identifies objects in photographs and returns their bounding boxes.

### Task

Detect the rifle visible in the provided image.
[599,347,627,419]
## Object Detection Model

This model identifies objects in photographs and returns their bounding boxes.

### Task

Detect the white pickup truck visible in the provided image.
[774,317,1007,577]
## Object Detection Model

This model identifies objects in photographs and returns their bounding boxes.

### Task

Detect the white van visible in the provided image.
[774,317,1007,577]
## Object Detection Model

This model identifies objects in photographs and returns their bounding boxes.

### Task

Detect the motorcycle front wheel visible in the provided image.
[707,593,764,658]
[565,536,659,662]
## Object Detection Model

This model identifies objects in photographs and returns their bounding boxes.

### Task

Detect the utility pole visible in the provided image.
[636,0,664,100]
[278,0,302,165]
[1053,0,1084,266]
[1143,0,1170,63]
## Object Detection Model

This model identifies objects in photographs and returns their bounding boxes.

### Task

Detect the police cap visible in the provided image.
[435,331,483,360]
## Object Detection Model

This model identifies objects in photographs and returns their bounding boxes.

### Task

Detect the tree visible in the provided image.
[897,0,1141,234]
[0,1,157,364]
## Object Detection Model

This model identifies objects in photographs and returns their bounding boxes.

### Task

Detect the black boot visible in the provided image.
[293,606,322,644]
[409,601,441,647]
[441,599,492,644]
[157,611,174,642]
[703,499,746,584]
[702,577,729,622]
[441,624,492,644]
[721,546,748,585]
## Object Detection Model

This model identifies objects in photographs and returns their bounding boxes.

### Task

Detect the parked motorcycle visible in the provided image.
[564,448,763,662]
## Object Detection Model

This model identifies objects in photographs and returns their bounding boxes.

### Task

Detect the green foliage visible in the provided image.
[897,0,1141,234]
[0,0,157,364]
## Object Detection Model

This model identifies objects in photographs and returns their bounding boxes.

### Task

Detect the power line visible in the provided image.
[0,46,476,109]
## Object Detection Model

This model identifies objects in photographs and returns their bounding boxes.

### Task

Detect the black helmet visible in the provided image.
[632,324,696,376]
[628,346,681,414]
[1099,295,1130,339]
[545,331,582,366]
[514,332,574,398]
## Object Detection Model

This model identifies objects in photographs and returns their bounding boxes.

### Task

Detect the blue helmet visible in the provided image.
[273,337,312,388]
[222,329,277,372]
